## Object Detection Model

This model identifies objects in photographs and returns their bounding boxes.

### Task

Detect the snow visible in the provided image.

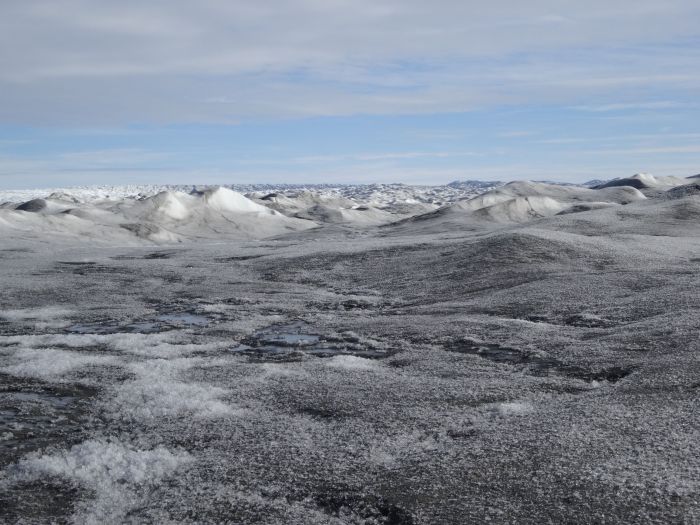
[0,180,498,206]
[141,191,193,220]
[326,355,381,371]
[497,401,534,416]
[1,348,117,380]
[2,177,685,242]
[0,307,73,322]
[7,439,191,525]
[109,358,237,420]
[203,186,273,214]
[11,438,190,488]
[0,185,317,243]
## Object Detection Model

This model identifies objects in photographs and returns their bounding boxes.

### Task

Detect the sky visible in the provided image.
[1,0,699,189]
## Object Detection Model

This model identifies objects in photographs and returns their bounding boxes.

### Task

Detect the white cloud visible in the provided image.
[572,101,693,112]
[1,1,700,123]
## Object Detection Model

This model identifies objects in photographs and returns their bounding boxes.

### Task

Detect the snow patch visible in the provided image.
[497,401,534,416]
[326,355,381,371]
[8,439,191,524]
[0,307,73,322]
[109,358,236,420]
[1,348,116,379]
[203,186,272,214]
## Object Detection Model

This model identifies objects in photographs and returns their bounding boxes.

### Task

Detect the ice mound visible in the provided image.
[596,173,688,190]
[138,191,193,220]
[254,190,396,225]
[14,196,76,215]
[203,186,273,214]
[394,181,646,230]
[0,186,317,244]
[403,181,647,228]
[15,198,48,212]
[665,183,700,200]
[472,196,568,223]
[472,180,646,204]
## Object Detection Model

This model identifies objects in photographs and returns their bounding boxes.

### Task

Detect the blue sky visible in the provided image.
[1,1,699,188]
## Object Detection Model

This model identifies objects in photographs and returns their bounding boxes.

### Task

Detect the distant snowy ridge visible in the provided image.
[3,175,697,244]
[0,187,316,243]
[0,181,500,205]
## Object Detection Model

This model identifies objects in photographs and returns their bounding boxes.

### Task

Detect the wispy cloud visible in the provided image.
[58,148,170,165]
[2,1,700,123]
[0,1,699,187]
[572,101,692,112]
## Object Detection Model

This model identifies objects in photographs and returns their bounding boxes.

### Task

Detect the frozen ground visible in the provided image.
[1,176,699,523]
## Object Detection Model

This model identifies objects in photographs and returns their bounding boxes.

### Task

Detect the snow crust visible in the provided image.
[7,439,191,524]
[110,357,236,420]
[1,348,117,380]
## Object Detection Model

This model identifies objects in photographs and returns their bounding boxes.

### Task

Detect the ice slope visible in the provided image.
[391,181,648,233]
[595,173,688,190]
[253,191,398,226]
[0,177,691,243]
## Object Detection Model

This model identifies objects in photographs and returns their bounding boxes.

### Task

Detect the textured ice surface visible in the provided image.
[2,178,700,523]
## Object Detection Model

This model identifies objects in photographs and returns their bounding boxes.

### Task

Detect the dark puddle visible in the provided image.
[143,251,178,260]
[290,491,414,525]
[66,312,210,334]
[214,254,265,262]
[156,313,209,326]
[67,321,161,334]
[236,321,392,361]
[522,313,614,328]
[112,250,180,260]
[445,339,632,383]
[55,262,126,276]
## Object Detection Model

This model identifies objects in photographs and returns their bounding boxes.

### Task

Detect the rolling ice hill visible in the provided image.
[0,180,500,242]
[3,175,697,243]
[0,187,316,243]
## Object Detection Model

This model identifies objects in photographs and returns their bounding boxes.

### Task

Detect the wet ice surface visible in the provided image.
[156,313,210,326]
[66,312,210,334]
[67,321,161,334]
[235,321,393,361]
[2,192,700,523]
[0,375,98,477]
[444,338,633,383]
